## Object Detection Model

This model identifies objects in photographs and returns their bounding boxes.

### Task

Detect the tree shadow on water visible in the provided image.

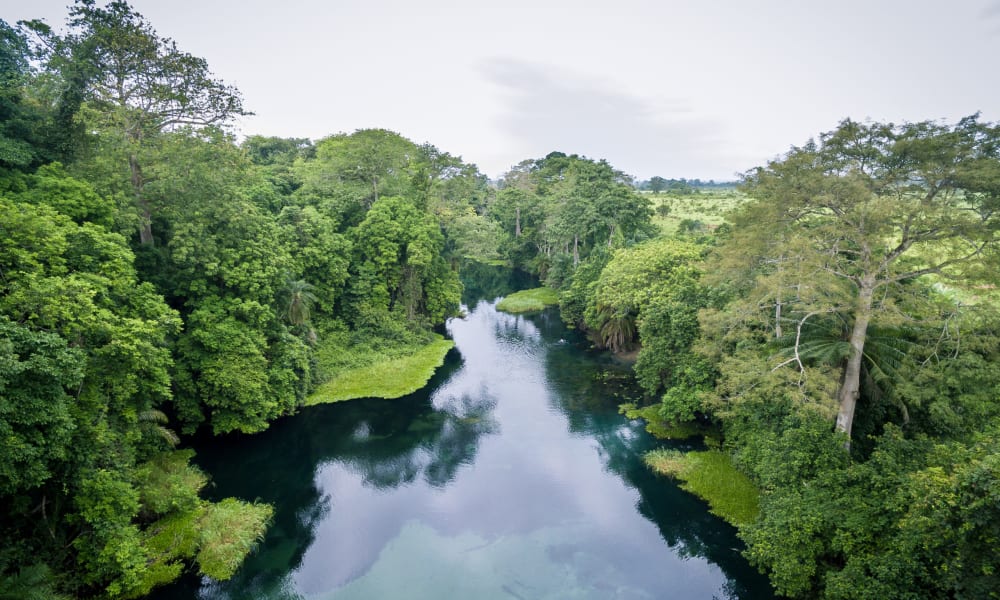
[149,346,500,599]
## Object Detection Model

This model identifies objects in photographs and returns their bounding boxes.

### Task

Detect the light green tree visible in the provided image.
[733,116,1000,443]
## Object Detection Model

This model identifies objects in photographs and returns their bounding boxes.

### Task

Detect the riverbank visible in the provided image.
[306,334,454,404]
[623,405,759,527]
[645,449,759,527]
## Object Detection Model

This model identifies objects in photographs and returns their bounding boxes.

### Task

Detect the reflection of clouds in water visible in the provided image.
[182,275,770,600]
[492,306,542,343]
[333,390,501,491]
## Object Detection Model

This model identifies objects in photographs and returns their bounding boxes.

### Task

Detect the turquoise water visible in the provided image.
[151,276,774,599]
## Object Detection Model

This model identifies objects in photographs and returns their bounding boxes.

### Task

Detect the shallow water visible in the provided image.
[151,275,774,599]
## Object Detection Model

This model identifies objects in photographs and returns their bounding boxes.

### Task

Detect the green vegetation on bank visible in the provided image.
[557,117,1000,599]
[645,449,759,526]
[0,3,480,595]
[3,1,1000,598]
[618,403,711,440]
[308,335,454,404]
[495,287,559,313]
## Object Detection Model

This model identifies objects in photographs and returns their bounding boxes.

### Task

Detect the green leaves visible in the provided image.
[0,317,82,495]
[174,298,275,434]
[348,195,460,328]
[491,154,653,281]
[132,451,274,594]
[195,499,273,581]
[581,238,703,353]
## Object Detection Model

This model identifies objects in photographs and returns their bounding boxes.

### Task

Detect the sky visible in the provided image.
[3,0,999,181]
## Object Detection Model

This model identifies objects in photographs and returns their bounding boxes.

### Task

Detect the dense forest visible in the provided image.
[2,1,999,599]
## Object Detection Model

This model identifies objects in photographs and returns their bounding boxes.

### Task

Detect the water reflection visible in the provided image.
[151,266,773,600]
[540,319,767,599]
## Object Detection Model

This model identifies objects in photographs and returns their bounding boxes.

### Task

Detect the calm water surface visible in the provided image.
[153,270,774,599]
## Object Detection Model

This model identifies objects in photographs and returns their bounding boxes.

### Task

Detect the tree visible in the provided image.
[734,116,1000,443]
[297,129,416,211]
[492,153,653,282]
[346,195,460,329]
[284,278,317,326]
[0,20,52,169]
[648,175,667,193]
[571,239,703,354]
[24,0,248,244]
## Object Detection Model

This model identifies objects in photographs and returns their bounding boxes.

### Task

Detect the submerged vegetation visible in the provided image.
[1,1,999,598]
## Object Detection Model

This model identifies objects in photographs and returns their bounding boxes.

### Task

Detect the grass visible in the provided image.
[645,449,760,527]
[196,499,273,580]
[496,287,559,313]
[306,335,454,404]
[649,190,749,236]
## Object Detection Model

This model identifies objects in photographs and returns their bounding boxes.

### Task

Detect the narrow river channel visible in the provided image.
[152,268,774,599]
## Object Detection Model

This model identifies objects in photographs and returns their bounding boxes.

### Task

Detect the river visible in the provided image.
[151,267,774,599]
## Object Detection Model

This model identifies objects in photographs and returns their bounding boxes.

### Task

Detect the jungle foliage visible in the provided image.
[3,2,1000,599]
[0,3,486,596]
[562,117,1000,599]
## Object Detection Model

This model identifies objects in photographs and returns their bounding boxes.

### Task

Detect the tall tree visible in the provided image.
[0,20,56,169]
[733,116,1000,443]
[297,129,416,211]
[24,0,248,245]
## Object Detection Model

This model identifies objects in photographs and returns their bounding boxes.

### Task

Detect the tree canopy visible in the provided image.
[733,116,1000,441]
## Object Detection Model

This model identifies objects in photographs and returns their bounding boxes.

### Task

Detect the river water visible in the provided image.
[152,268,774,599]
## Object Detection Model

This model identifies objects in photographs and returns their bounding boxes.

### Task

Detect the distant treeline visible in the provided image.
[636,177,737,194]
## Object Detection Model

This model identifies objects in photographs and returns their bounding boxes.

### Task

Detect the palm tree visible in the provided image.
[139,408,180,447]
[773,310,915,423]
[285,279,318,326]
[595,304,637,353]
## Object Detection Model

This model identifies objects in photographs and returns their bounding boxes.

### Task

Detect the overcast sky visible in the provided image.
[4,0,999,181]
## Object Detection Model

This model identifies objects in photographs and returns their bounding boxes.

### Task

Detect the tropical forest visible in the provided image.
[1,2,999,599]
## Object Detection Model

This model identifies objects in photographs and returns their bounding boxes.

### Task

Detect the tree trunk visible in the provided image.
[573,234,580,266]
[775,294,782,339]
[515,206,521,237]
[836,281,874,443]
[129,153,154,245]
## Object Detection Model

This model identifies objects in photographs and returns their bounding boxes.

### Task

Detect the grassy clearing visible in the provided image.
[649,190,749,236]
[496,287,559,313]
[645,449,759,527]
[307,334,454,405]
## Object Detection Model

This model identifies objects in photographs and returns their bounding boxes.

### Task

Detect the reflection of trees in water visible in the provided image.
[491,310,543,348]
[536,313,773,600]
[335,391,500,490]
[151,349,499,600]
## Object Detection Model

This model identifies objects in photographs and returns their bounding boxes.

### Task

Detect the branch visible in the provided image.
[819,264,857,283]
[772,309,831,387]
[878,240,990,287]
